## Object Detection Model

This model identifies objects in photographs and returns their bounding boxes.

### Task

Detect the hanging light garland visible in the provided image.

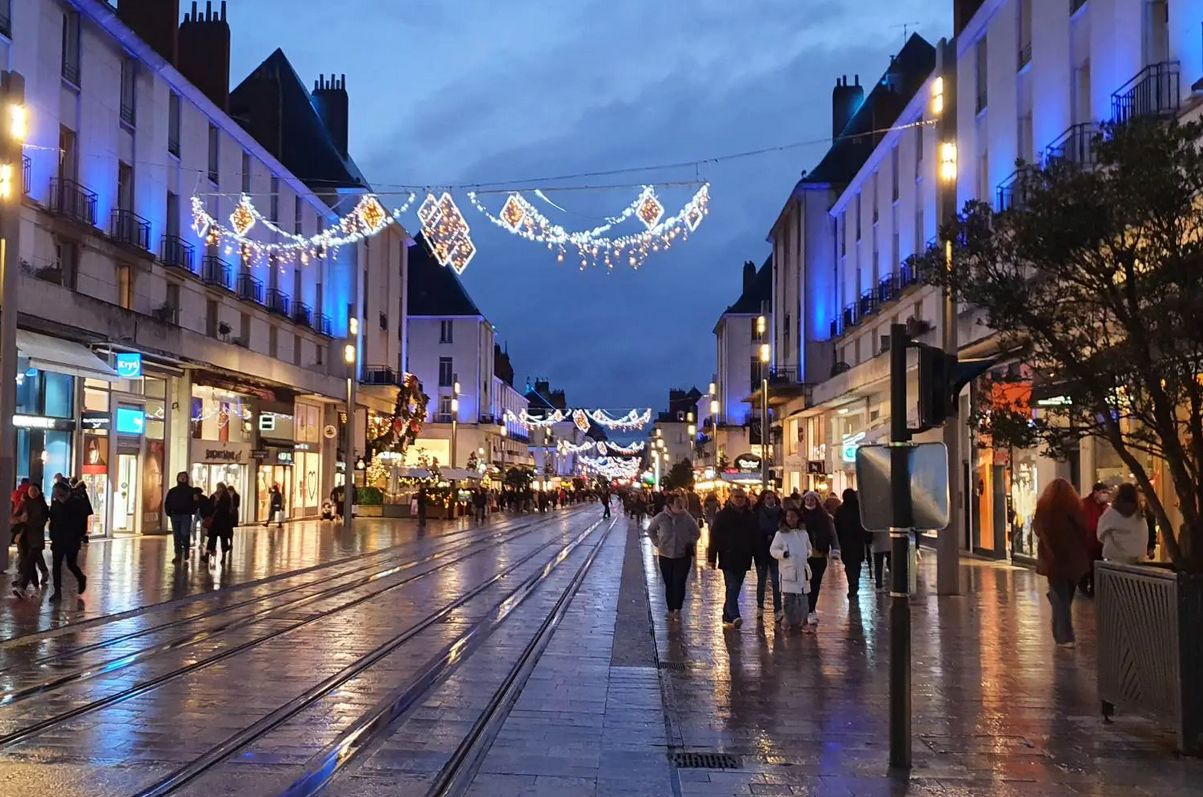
[505,409,566,428]
[468,184,709,270]
[557,439,647,456]
[578,455,642,480]
[190,192,416,267]
[587,408,652,431]
[607,440,646,455]
[506,408,651,433]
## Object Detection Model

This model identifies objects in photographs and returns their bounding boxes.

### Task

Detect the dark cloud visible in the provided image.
[230,0,949,411]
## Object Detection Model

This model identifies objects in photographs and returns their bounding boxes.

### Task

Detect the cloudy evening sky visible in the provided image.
[228,0,949,412]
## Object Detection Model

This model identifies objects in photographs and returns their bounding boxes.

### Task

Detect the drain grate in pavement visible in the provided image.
[657,661,688,671]
[672,751,741,770]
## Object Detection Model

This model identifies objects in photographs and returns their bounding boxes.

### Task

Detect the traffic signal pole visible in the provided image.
[888,323,913,770]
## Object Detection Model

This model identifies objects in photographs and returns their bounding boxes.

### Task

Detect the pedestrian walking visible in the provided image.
[12,484,49,598]
[228,484,242,526]
[48,482,87,602]
[193,487,212,547]
[1097,483,1147,565]
[706,487,758,628]
[473,487,487,523]
[753,490,783,622]
[70,478,94,544]
[601,486,612,518]
[1034,478,1091,648]
[416,485,427,528]
[870,525,891,592]
[265,484,285,528]
[203,483,235,564]
[833,488,869,598]
[770,506,813,633]
[647,493,701,620]
[687,489,703,526]
[165,472,195,563]
[823,490,842,518]
[702,492,720,528]
[800,490,838,627]
[1079,481,1110,596]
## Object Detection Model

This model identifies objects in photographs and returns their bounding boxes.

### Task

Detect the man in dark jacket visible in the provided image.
[833,488,868,598]
[165,472,196,563]
[707,487,759,627]
[48,482,88,601]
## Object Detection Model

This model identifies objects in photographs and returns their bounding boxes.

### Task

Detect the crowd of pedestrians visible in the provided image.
[164,472,239,566]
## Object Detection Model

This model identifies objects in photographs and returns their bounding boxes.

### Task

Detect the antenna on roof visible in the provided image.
[894,21,922,46]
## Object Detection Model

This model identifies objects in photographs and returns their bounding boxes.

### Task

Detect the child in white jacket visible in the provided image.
[770,507,813,632]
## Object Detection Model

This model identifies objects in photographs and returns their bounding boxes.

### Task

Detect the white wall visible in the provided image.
[406,315,493,423]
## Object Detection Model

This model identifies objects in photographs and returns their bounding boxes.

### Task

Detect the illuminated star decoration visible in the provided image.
[468,184,710,270]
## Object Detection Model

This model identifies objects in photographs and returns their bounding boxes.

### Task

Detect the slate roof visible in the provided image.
[407,235,484,317]
[724,257,772,316]
[800,34,936,188]
[230,49,368,192]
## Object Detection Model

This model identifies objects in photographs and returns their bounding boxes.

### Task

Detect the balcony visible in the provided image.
[1112,62,1180,123]
[161,235,195,273]
[996,166,1039,212]
[1044,122,1100,168]
[236,272,263,304]
[291,301,313,329]
[317,314,333,337]
[1017,42,1032,71]
[120,101,135,128]
[201,256,232,289]
[842,302,859,331]
[50,179,98,227]
[62,58,80,88]
[767,366,801,387]
[111,208,151,252]
[265,287,291,316]
[858,289,879,319]
[21,155,30,195]
[877,273,900,304]
[829,318,841,339]
[361,365,399,386]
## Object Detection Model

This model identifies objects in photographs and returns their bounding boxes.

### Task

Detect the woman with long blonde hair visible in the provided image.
[1033,478,1091,647]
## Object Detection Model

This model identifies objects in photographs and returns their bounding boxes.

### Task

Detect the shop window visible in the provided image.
[117,264,133,310]
[44,371,73,417]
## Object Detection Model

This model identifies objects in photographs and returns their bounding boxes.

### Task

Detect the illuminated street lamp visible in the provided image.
[759,342,771,492]
[0,71,26,568]
[342,323,358,529]
[451,376,460,469]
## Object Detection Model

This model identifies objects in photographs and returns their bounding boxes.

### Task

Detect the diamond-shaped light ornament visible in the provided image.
[357,195,388,234]
[500,194,526,231]
[446,235,476,275]
[636,189,664,229]
[573,410,591,434]
[230,198,256,237]
[417,193,441,228]
[685,204,703,232]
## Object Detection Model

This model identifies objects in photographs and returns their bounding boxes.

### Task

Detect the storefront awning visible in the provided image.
[17,330,119,381]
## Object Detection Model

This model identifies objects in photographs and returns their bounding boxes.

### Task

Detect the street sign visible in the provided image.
[854,442,950,531]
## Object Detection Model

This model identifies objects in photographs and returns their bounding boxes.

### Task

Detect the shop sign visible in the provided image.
[841,432,866,463]
[277,451,294,465]
[192,440,253,464]
[733,454,762,472]
[251,449,269,461]
[13,415,73,431]
[259,414,277,432]
[115,407,146,435]
[81,411,110,431]
[294,442,314,452]
[807,460,826,475]
[115,352,143,379]
[322,424,338,439]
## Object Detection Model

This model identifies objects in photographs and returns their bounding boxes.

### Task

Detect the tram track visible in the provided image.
[0,510,568,679]
[0,513,539,654]
[0,511,592,748]
[128,515,616,797]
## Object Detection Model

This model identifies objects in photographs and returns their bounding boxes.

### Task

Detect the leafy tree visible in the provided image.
[504,467,533,489]
[914,117,1203,571]
[664,458,695,491]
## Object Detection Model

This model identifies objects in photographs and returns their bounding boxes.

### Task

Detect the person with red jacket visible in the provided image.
[1080,481,1111,596]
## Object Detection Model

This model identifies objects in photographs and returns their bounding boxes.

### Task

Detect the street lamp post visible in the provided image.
[499,424,507,477]
[759,340,771,494]
[451,377,460,470]
[710,397,720,475]
[0,72,26,570]
[342,317,359,529]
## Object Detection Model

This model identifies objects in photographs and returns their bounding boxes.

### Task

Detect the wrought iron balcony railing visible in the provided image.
[996,166,1040,212]
[201,256,232,289]
[111,208,151,251]
[1044,122,1100,167]
[361,365,399,386]
[161,235,195,272]
[265,287,291,316]
[317,314,333,337]
[237,272,263,304]
[1112,62,1180,123]
[291,301,313,329]
[50,178,98,226]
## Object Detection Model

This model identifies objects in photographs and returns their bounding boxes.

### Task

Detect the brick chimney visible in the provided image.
[116,0,181,65]
[832,75,864,142]
[178,1,231,112]
[312,74,350,157]
[742,260,756,294]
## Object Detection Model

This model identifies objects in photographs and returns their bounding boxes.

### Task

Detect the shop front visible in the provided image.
[256,446,293,523]
[190,440,252,524]
[190,383,258,524]
[291,401,324,518]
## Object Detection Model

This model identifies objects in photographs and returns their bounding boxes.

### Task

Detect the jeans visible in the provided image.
[755,558,781,612]
[807,557,828,614]
[874,552,891,589]
[783,592,807,629]
[1048,577,1077,644]
[16,546,45,589]
[169,514,192,555]
[52,547,84,593]
[721,567,746,622]
[475,505,486,523]
[844,559,862,595]
[659,556,691,612]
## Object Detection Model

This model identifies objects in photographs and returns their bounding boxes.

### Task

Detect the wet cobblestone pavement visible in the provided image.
[0,509,1197,796]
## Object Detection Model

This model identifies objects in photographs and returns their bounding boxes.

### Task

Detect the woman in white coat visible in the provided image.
[1097,483,1148,565]
[770,507,813,632]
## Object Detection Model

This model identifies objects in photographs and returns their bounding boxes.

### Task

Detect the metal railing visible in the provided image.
[111,208,151,251]
[161,235,195,272]
[1044,122,1100,167]
[265,287,291,316]
[361,365,398,386]
[21,154,30,195]
[842,302,859,331]
[859,289,879,319]
[201,256,232,289]
[768,367,801,386]
[317,314,333,337]
[237,272,263,304]
[50,178,97,226]
[829,318,841,339]
[997,166,1039,212]
[1112,62,1180,123]
[120,101,135,128]
[291,301,313,328]
[878,273,900,304]
[62,58,80,87]
[1018,42,1032,70]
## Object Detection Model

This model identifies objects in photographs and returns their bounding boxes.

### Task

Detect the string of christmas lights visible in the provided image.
[578,455,642,480]
[587,408,652,431]
[505,408,651,432]
[467,184,709,270]
[556,439,646,456]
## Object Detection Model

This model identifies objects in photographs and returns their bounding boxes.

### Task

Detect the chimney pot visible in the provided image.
[178,0,232,111]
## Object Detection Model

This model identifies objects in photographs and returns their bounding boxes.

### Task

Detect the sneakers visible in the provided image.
[806,613,819,626]
[722,619,735,628]
[78,574,87,595]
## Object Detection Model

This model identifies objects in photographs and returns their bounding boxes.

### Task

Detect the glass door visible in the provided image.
[112,452,140,533]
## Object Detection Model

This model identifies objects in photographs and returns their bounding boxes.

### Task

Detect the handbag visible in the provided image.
[201,516,214,530]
